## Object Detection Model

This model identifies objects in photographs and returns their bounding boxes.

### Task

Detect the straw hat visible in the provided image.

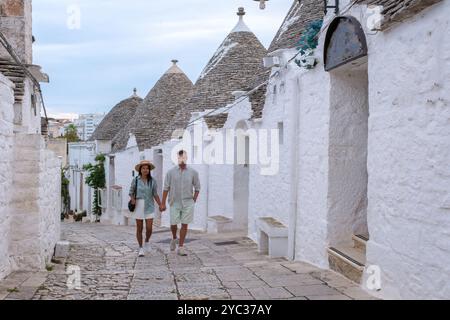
[135,160,156,172]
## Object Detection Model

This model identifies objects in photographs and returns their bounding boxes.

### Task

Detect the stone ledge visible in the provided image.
[256,217,288,238]
[207,215,234,234]
[54,241,70,259]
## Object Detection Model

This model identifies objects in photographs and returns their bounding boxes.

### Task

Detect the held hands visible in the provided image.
[159,204,167,212]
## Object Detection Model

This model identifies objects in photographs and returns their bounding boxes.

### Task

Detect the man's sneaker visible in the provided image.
[144,242,152,253]
[138,247,145,257]
[170,239,178,252]
[177,247,188,256]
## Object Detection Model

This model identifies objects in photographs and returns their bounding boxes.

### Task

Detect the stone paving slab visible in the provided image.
[0,222,378,300]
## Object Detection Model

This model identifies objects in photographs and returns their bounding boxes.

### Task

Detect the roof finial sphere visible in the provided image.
[171,59,179,65]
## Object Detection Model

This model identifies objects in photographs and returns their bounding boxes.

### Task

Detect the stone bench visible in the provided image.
[256,217,288,258]
[207,215,234,234]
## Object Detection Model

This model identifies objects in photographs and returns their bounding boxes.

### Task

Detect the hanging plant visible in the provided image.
[83,154,106,221]
[295,19,323,70]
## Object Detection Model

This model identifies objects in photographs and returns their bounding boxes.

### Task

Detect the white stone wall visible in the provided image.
[328,68,369,246]
[0,73,15,279]
[214,100,253,224]
[38,148,61,266]
[295,64,331,269]
[159,137,209,231]
[206,162,234,220]
[290,0,450,298]
[160,140,178,228]
[113,143,141,226]
[355,1,450,299]
[67,143,96,214]
[8,134,61,272]
[246,62,297,243]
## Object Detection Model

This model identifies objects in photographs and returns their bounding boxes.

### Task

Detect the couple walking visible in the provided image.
[129,150,201,257]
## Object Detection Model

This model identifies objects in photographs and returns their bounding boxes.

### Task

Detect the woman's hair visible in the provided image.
[139,165,152,184]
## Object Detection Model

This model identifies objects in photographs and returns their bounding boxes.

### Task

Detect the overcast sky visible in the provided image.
[32,0,293,119]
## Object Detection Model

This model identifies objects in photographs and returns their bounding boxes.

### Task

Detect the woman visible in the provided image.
[129,160,163,257]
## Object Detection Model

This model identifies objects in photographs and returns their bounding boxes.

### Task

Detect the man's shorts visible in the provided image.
[170,202,195,225]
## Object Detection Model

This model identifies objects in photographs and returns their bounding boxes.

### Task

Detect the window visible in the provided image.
[278,122,284,145]
[31,94,37,116]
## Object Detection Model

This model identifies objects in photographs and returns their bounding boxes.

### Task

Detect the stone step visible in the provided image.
[352,234,369,253]
[328,245,366,284]
[207,215,234,234]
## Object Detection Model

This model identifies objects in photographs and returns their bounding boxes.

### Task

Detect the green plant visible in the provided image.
[45,264,54,272]
[7,287,19,293]
[83,154,106,219]
[63,124,80,143]
[295,20,323,69]
[61,168,70,220]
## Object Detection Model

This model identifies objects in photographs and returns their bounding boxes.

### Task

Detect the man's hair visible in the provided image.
[178,150,187,157]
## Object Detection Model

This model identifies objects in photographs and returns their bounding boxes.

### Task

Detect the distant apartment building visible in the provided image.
[47,118,71,138]
[74,113,105,141]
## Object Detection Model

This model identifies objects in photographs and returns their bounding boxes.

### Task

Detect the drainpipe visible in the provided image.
[287,74,301,261]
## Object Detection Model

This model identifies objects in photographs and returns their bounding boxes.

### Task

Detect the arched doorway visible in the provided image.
[324,16,369,283]
[233,120,250,231]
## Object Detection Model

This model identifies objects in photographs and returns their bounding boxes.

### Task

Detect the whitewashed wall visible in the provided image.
[291,1,450,299]
[295,62,331,269]
[160,140,179,228]
[246,57,297,243]
[216,99,253,225]
[68,143,96,214]
[38,148,61,267]
[8,134,61,271]
[353,1,450,300]
[159,125,210,231]
[113,140,141,226]
[0,73,15,279]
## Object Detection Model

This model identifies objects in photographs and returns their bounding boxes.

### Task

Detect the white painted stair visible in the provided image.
[327,234,369,284]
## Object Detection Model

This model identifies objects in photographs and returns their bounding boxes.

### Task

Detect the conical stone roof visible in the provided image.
[89,90,142,141]
[249,0,324,119]
[111,60,194,152]
[268,0,324,53]
[165,7,267,137]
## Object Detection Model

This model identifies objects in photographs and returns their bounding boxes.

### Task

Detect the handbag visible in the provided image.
[128,177,138,212]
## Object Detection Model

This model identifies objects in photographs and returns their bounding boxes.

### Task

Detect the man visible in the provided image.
[161,150,200,256]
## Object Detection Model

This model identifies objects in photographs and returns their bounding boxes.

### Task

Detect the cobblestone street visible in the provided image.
[0,222,376,300]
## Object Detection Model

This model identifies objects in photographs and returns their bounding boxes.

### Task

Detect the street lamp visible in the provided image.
[254,0,268,10]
